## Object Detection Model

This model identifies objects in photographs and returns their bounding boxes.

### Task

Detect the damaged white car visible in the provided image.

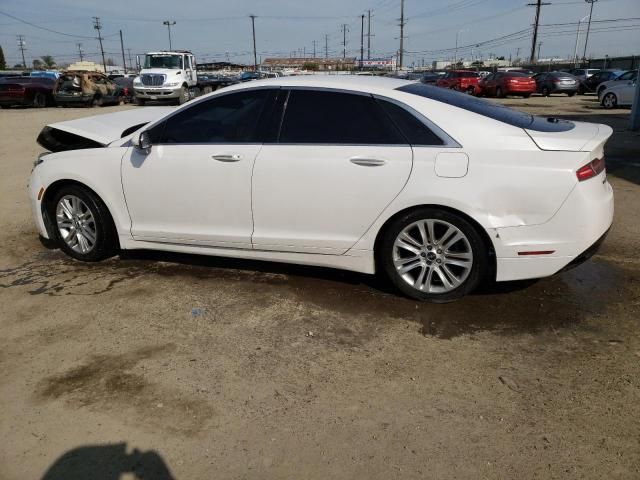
[29,76,613,301]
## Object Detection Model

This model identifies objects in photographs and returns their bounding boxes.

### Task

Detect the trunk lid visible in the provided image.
[525,120,613,152]
[37,106,174,151]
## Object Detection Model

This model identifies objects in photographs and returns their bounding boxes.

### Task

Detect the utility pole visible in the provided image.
[366,9,372,60]
[325,34,329,59]
[127,49,133,71]
[528,0,550,63]
[163,20,176,50]
[538,41,543,62]
[92,17,107,73]
[313,40,316,58]
[582,0,598,61]
[630,66,640,130]
[119,30,127,73]
[454,29,464,66]
[360,14,365,68]
[249,15,258,71]
[16,35,26,68]
[341,24,348,59]
[77,42,84,61]
[398,0,405,69]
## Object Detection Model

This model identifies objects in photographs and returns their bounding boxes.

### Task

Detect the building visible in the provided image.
[356,57,396,70]
[261,57,356,71]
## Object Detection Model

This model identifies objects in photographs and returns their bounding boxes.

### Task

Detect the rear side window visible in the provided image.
[397,83,574,132]
[279,90,405,144]
[377,99,444,146]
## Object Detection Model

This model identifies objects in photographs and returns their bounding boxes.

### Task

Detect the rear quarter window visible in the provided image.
[397,83,574,133]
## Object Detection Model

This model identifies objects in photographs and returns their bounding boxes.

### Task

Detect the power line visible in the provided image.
[0,10,95,39]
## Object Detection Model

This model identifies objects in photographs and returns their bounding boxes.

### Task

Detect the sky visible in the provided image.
[1,0,639,68]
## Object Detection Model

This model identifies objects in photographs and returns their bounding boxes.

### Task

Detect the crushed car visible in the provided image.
[54,71,123,107]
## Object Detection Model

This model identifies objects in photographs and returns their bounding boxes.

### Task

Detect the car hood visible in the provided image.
[37,107,174,152]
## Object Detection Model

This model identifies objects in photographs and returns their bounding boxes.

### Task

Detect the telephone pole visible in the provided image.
[92,17,107,73]
[360,14,365,68]
[119,30,127,73]
[127,49,133,70]
[249,15,258,71]
[162,20,176,50]
[582,0,598,60]
[325,34,329,59]
[76,42,84,61]
[313,40,316,58]
[16,35,26,68]
[398,0,406,69]
[341,24,348,59]
[528,0,550,63]
[366,9,373,59]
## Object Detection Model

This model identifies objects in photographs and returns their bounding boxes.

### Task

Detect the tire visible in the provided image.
[522,93,531,98]
[495,87,504,98]
[135,97,146,106]
[203,86,213,95]
[465,86,475,95]
[378,208,488,302]
[542,86,550,97]
[602,92,617,109]
[90,95,103,107]
[567,92,576,97]
[32,92,46,108]
[177,86,189,105]
[46,184,118,262]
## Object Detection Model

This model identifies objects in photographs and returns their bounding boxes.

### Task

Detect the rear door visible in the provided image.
[251,88,413,254]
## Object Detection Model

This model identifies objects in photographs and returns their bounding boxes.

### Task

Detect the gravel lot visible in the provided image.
[1,94,639,479]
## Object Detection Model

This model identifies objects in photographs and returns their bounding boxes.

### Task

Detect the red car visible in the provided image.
[436,70,480,94]
[0,76,55,108]
[478,72,537,98]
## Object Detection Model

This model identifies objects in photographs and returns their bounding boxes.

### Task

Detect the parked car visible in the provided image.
[578,69,625,94]
[532,71,579,96]
[436,70,480,94]
[30,70,60,80]
[599,79,636,109]
[54,71,123,107]
[113,77,135,103]
[31,77,613,302]
[596,69,638,97]
[570,68,600,82]
[478,72,536,98]
[0,76,55,108]
[420,72,442,85]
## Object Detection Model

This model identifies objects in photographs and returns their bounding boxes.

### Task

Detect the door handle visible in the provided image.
[212,154,242,162]
[350,157,387,167]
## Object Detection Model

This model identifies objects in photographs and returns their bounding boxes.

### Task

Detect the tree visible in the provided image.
[106,57,115,66]
[0,46,6,70]
[33,59,44,70]
[40,55,56,68]
[302,62,319,71]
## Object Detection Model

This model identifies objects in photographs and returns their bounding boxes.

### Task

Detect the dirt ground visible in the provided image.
[1,94,639,480]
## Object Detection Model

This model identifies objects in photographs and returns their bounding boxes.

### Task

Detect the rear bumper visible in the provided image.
[493,172,614,281]
[0,96,28,106]
[505,85,536,94]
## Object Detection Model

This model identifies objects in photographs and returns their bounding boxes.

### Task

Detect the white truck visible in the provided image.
[133,50,224,106]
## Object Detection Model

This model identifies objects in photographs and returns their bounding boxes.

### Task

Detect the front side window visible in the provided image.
[149,89,272,144]
[278,90,405,144]
[619,71,636,81]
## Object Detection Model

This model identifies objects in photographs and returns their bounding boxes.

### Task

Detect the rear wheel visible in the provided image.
[567,91,576,97]
[542,86,550,97]
[495,87,504,98]
[465,86,475,95]
[522,93,531,98]
[379,208,488,302]
[135,97,146,106]
[32,92,46,108]
[602,92,617,109]
[90,95,103,107]
[47,184,118,262]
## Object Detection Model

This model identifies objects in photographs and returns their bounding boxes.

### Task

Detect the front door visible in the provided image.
[122,88,275,248]
[251,89,413,254]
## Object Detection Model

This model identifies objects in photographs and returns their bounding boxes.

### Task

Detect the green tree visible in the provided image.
[33,59,44,70]
[0,46,6,70]
[40,55,56,68]
[302,62,319,71]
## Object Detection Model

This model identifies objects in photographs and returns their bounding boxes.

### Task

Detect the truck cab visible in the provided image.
[133,51,197,105]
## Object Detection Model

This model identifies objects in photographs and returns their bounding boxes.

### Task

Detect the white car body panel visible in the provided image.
[29,76,614,284]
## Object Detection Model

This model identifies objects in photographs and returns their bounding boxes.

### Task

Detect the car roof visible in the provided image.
[220,75,414,95]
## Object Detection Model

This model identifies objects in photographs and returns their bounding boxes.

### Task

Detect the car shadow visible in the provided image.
[40,443,175,480]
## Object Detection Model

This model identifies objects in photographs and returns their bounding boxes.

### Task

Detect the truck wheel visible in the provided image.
[90,95,103,107]
[177,86,189,105]
[135,97,146,106]
[203,86,213,95]
[32,92,47,108]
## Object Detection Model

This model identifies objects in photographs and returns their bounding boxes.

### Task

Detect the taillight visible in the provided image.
[576,157,605,181]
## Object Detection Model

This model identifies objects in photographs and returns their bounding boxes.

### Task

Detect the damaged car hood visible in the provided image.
[38,106,174,152]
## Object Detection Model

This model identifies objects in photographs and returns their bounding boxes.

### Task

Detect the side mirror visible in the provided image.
[132,131,152,151]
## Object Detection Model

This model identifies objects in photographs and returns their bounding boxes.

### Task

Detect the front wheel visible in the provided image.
[32,92,47,108]
[567,92,576,97]
[495,87,504,98]
[47,185,118,262]
[135,97,146,106]
[177,86,189,105]
[379,208,488,302]
[602,92,617,109]
[542,86,550,97]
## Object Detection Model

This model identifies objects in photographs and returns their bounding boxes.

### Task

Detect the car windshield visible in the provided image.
[397,83,574,132]
[144,54,183,69]
[458,72,479,78]
[504,72,528,78]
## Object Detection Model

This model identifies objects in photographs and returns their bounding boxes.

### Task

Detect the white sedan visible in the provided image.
[29,76,613,301]
[599,76,637,109]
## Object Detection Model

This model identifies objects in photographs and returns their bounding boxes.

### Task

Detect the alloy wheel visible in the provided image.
[55,195,97,254]
[392,219,473,294]
[603,93,617,109]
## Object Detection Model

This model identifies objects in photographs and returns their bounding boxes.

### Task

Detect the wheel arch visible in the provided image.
[41,179,119,247]
[372,204,497,280]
